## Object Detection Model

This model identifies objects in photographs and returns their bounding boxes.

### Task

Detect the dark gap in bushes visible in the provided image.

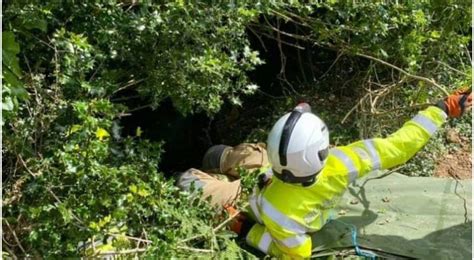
[116,19,339,176]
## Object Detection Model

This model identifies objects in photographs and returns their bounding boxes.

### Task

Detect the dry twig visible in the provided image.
[432,60,469,76]
[3,244,18,260]
[4,219,27,256]
[319,51,343,80]
[355,52,449,95]
[113,78,146,94]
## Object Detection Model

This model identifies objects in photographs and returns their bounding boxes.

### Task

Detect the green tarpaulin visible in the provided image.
[311,172,472,259]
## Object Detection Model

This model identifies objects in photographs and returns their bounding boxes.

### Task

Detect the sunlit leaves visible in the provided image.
[2,31,27,125]
[95,128,110,141]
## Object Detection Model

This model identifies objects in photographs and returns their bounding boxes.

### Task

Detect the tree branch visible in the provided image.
[354,52,449,95]
[4,219,27,256]
[3,244,19,260]
[176,246,213,253]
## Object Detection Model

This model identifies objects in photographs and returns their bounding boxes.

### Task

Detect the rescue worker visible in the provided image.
[176,143,270,207]
[176,89,471,258]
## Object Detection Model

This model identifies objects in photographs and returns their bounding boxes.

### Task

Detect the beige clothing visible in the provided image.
[177,143,268,207]
[220,143,268,178]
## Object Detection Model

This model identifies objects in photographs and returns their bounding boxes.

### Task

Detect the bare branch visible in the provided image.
[254,30,305,50]
[4,219,27,256]
[355,52,449,95]
[176,246,213,253]
[127,104,152,113]
[318,51,343,80]
[341,92,369,124]
[3,244,19,260]
[247,26,268,52]
[113,78,146,94]
[432,60,469,76]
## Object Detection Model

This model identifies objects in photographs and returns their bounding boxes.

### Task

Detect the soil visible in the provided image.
[434,128,472,180]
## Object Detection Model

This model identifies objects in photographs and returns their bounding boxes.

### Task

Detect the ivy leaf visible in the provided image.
[95,128,110,141]
[68,124,82,135]
[136,127,143,137]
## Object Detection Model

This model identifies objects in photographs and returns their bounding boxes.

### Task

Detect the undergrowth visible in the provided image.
[2,1,471,258]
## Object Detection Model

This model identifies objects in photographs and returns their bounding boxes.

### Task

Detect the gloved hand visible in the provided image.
[225,206,254,238]
[436,88,472,118]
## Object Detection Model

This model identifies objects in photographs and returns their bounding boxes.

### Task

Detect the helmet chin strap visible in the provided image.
[275,169,317,185]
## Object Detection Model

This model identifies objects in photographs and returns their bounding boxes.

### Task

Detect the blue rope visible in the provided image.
[331,218,377,259]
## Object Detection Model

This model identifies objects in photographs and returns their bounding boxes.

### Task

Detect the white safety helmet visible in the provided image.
[267,103,330,184]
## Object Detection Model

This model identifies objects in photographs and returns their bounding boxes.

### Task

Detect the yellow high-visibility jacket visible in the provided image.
[246,106,448,258]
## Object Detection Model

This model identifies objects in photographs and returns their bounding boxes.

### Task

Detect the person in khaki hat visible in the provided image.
[176,143,270,208]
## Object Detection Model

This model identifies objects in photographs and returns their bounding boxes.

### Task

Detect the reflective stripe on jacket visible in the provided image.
[245,106,447,258]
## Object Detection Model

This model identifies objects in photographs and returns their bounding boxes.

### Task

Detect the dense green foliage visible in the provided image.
[2,1,471,258]
[2,2,264,258]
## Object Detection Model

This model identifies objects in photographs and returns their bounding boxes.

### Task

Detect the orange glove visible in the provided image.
[225,206,245,234]
[437,88,472,118]
[224,206,253,237]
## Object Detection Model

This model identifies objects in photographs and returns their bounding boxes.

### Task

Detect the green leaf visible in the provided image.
[129,184,138,194]
[2,31,24,89]
[430,30,441,39]
[413,10,427,26]
[96,128,110,141]
[98,215,111,228]
[57,204,72,224]
[24,17,48,32]
[137,187,150,197]
[136,127,143,137]
[2,97,14,111]
[2,32,20,54]
[69,124,82,135]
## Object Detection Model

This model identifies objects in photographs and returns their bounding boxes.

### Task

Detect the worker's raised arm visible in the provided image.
[329,88,471,182]
[334,106,446,181]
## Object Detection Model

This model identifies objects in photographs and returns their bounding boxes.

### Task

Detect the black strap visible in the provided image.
[278,111,302,166]
[459,94,468,114]
[273,169,316,184]
[436,100,448,114]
